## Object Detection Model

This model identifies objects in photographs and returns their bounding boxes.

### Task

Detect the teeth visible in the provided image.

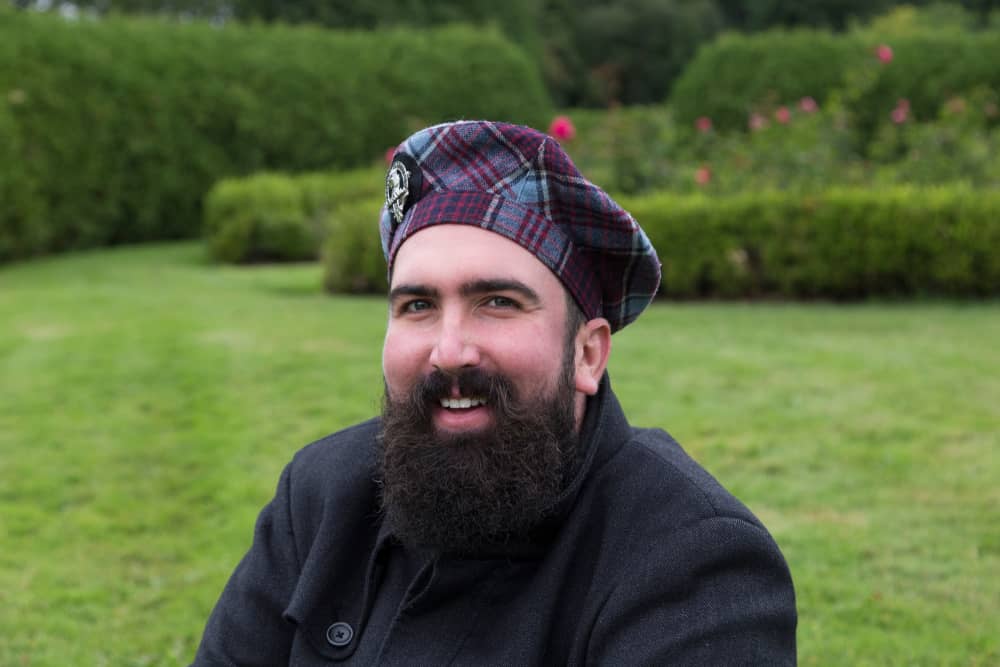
[439,397,485,409]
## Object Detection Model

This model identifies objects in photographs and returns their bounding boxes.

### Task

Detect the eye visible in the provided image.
[484,295,519,309]
[401,299,433,314]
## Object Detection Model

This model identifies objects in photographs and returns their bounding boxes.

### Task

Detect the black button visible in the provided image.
[326,622,354,647]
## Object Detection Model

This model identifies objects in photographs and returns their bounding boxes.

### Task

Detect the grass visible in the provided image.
[1,242,998,666]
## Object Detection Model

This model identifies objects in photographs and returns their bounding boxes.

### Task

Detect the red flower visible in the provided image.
[695,116,713,133]
[876,44,893,64]
[774,106,791,124]
[695,165,712,186]
[384,147,396,165]
[548,115,576,142]
[799,96,818,113]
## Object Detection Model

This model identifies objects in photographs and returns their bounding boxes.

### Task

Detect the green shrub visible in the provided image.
[671,25,1000,147]
[623,186,1000,298]
[670,29,863,131]
[203,174,313,263]
[203,167,383,263]
[0,7,551,263]
[844,32,1000,151]
[321,198,388,294]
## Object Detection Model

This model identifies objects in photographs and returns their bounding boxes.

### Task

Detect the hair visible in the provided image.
[564,290,588,348]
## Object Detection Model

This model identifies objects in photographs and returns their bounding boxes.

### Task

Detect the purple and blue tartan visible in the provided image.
[379,120,661,332]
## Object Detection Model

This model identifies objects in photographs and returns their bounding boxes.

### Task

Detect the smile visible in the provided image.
[439,397,486,409]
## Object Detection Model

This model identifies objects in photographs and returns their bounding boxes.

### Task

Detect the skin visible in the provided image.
[383,224,612,434]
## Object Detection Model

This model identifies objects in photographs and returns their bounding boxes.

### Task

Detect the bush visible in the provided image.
[294,177,1000,300]
[843,31,1000,151]
[671,24,1000,149]
[203,167,383,263]
[623,186,1000,298]
[0,7,551,263]
[670,29,864,132]
[321,198,388,294]
[203,174,312,263]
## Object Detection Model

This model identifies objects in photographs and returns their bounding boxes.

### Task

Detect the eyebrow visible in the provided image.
[460,279,540,305]
[388,284,439,304]
[387,279,541,305]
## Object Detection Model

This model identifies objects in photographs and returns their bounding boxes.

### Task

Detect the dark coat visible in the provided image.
[192,377,796,665]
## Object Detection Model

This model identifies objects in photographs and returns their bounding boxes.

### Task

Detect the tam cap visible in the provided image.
[379,120,661,332]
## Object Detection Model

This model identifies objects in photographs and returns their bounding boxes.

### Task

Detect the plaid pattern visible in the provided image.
[380,121,661,332]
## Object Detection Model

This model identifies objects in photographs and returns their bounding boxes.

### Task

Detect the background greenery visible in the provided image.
[4,0,1000,663]
[0,7,550,261]
[1,243,997,664]
[14,0,1000,106]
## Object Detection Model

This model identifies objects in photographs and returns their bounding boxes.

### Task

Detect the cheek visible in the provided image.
[484,324,567,385]
[382,327,427,391]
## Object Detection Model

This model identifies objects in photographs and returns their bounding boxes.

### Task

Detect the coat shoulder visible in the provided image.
[594,426,766,531]
[289,417,382,483]
[281,418,383,537]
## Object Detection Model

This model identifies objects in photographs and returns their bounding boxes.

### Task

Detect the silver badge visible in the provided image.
[386,161,411,225]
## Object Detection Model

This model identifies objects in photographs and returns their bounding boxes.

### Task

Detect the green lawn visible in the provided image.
[1,242,997,666]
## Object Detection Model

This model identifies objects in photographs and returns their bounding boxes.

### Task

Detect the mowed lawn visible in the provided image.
[1,242,997,666]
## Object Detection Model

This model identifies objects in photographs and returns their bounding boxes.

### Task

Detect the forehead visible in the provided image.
[391,224,564,294]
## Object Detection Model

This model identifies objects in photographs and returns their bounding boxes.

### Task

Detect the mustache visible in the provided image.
[402,368,523,422]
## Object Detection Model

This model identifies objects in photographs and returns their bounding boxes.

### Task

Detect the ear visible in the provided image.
[574,317,611,396]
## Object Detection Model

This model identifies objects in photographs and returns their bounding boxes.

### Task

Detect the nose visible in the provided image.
[428,312,480,374]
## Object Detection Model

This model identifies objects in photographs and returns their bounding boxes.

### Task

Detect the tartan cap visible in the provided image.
[379,120,661,332]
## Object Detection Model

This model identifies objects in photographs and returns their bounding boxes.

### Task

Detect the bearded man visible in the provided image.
[192,121,797,665]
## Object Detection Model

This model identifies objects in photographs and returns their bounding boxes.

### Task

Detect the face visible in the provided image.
[378,224,611,553]
[383,224,585,434]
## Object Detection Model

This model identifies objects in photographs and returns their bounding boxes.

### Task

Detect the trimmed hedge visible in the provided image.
[310,184,999,299]
[622,187,1000,298]
[203,168,383,263]
[0,7,551,262]
[321,197,388,295]
[206,159,999,298]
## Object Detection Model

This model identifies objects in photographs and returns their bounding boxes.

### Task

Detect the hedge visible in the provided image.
[203,168,383,263]
[0,7,551,263]
[670,30,864,132]
[307,183,998,299]
[622,187,1000,299]
[670,28,1000,140]
[847,31,1000,150]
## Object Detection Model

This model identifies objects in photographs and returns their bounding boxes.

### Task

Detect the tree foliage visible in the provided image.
[10,0,1000,105]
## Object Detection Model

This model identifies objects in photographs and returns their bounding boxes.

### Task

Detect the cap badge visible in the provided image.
[386,159,412,225]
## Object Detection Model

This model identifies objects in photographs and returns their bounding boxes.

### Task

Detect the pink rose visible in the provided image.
[384,147,396,165]
[775,106,791,124]
[799,96,818,113]
[876,44,893,64]
[695,116,713,133]
[695,165,712,186]
[748,113,768,132]
[548,115,576,142]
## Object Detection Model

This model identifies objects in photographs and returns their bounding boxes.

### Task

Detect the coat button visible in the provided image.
[326,622,354,647]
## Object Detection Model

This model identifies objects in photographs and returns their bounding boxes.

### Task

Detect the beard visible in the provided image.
[377,361,579,555]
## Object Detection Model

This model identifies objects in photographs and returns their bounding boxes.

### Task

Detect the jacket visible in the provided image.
[192,376,797,665]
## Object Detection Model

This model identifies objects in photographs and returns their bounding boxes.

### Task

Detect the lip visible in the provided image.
[431,403,493,433]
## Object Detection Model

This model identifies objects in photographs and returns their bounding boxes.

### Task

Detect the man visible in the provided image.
[192,121,797,665]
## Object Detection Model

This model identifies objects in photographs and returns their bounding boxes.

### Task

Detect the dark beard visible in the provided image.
[377,364,578,555]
